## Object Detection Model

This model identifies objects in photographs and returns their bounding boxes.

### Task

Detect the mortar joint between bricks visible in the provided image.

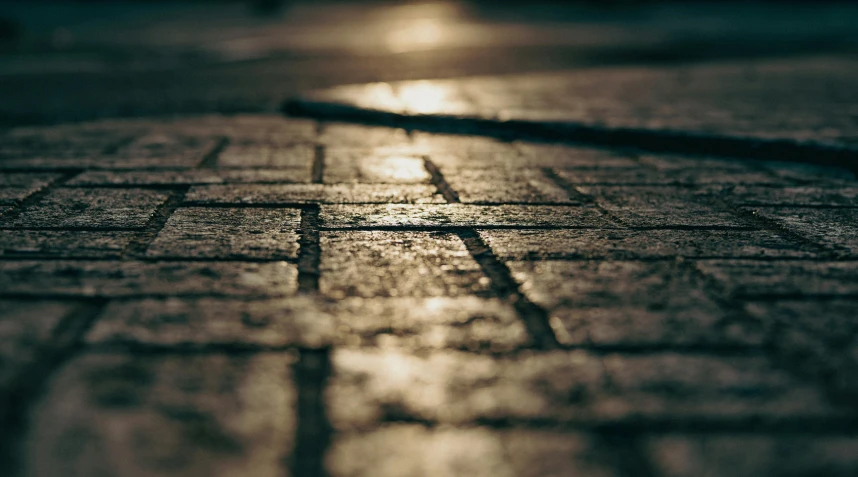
[456,228,560,350]
[0,298,107,477]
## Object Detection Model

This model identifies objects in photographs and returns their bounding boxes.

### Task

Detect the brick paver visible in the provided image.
[1,113,857,477]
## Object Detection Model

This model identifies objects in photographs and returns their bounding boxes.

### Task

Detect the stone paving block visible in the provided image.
[576,186,748,227]
[697,260,858,298]
[320,124,411,148]
[222,116,317,145]
[67,169,313,186]
[114,132,219,166]
[326,426,619,477]
[324,151,430,184]
[4,188,169,229]
[0,230,135,258]
[747,208,858,256]
[516,144,639,168]
[86,296,526,351]
[637,155,759,172]
[480,229,815,260]
[507,260,762,347]
[760,161,856,185]
[0,173,62,204]
[185,184,444,205]
[0,261,297,298]
[146,208,301,260]
[745,300,858,397]
[327,349,838,428]
[558,167,781,186]
[217,144,314,168]
[0,300,73,389]
[411,132,513,155]
[320,231,489,298]
[645,435,858,477]
[23,353,295,477]
[443,169,577,204]
[319,204,610,228]
[722,186,858,207]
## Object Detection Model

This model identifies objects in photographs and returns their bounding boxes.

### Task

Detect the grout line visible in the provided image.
[0,298,106,477]
[457,229,560,350]
[423,156,460,203]
[312,145,326,184]
[0,170,81,221]
[297,205,322,294]
[197,136,230,169]
[123,186,190,259]
[290,348,333,477]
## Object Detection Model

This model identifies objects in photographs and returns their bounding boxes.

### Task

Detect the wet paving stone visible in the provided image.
[324,151,430,184]
[575,186,749,227]
[4,188,170,229]
[327,426,619,477]
[185,184,444,205]
[722,186,858,207]
[217,144,315,169]
[442,169,578,204]
[746,208,858,256]
[479,229,814,260]
[0,230,136,258]
[327,349,841,428]
[507,260,763,347]
[86,296,526,351]
[696,260,858,298]
[0,173,62,205]
[23,353,295,477]
[557,167,782,186]
[0,300,74,389]
[146,208,301,260]
[67,169,313,186]
[644,435,858,477]
[320,231,489,298]
[0,261,297,298]
[319,204,611,228]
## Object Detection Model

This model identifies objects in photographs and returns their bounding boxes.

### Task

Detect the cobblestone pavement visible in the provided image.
[2,103,858,476]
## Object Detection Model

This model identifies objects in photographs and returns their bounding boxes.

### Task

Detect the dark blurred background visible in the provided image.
[2,0,858,124]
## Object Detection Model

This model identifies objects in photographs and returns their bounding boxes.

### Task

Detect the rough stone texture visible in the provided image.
[320,231,489,298]
[507,260,762,347]
[86,296,526,351]
[146,208,301,260]
[645,435,858,477]
[745,300,858,398]
[327,426,619,477]
[556,167,781,186]
[479,229,814,260]
[575,186,748,228]
[4,113,858,474]
[443,169,578,204]
[0,261,297,298]
[0,173,62,205]
[4,188,170,229]
[24,353,295,477]
[0,300,72,389]
[747,208,858,256]
[324,152,430,184]
[327,349,840,428]
[0,230,136,258]
[319,204,610,228]
[217,144,314,169]
[185,184,444,205]
[67,169,313,186]
[722,186,858,207]
[696,260,858,298]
